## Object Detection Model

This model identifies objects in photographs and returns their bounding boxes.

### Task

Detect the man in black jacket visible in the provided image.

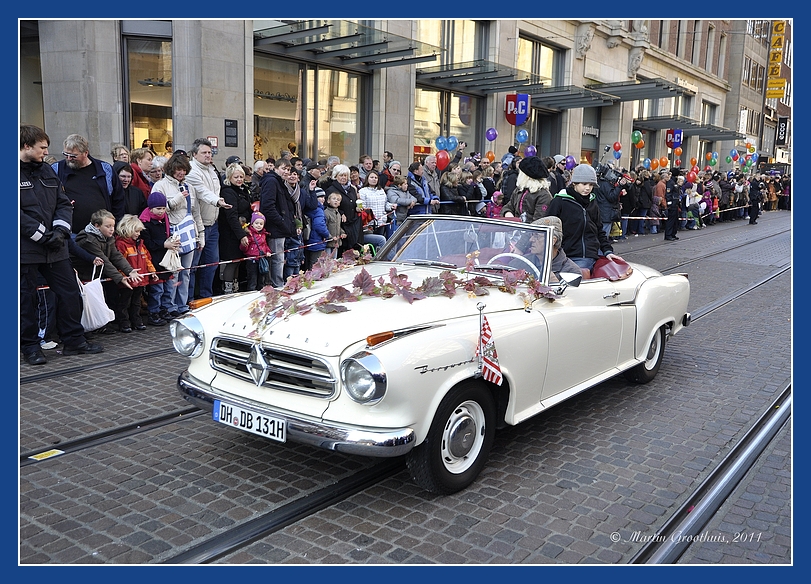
[662,169,681,241]
[52,133,125,231]
[259,158,298,288]
[20,125,103,365]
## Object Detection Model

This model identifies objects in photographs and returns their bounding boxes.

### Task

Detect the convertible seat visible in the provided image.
[591,257,633,281]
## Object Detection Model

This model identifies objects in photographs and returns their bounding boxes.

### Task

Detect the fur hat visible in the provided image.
[251,212,265,224]
[571,164,598,185]
[519,156,549,180]
[147,191,167,208]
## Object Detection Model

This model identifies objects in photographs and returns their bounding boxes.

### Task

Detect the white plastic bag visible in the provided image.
[77,266,115,332]
[159,235,183,272]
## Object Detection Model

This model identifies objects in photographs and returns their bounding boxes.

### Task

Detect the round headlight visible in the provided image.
[169,316,205,358]
[340,351,387,404]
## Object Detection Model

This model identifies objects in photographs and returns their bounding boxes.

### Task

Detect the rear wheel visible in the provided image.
[624,325,666,384]
[406,381,496,495]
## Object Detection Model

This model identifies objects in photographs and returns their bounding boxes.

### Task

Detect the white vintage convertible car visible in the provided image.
[171,215,690,494]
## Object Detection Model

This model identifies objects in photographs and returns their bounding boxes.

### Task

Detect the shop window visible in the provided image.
[124,38,173,155]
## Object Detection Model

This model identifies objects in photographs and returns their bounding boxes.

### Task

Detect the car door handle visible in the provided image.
[603,292,620,299]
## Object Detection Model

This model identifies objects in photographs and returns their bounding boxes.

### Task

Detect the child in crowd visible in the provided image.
[72,209,146,334]
[304,189,333,271]
[323,192,346,259]
[115,214,160,332]
[486,191,504,218]
[240,212,273,290]
[138,192,180,325]
[386,175,417,226]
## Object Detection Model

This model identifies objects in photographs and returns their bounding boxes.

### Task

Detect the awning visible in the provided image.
[587,78,694,102]
[416,60,549,96]
[633,115,745,141]
[525,85,618,110]
[253,20,440,70]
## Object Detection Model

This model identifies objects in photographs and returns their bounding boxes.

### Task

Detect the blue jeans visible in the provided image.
[569,256,596,272]
[147,281,173,314]
[188,223,219,298]
[634,208,649,234]
[169,250,195,312]
[363,233,387,253]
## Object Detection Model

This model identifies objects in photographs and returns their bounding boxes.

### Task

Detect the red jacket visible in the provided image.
[115,235,158,287]
[239,225,272,257]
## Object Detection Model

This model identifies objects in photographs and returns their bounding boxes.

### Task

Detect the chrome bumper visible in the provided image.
[177,370,416,457]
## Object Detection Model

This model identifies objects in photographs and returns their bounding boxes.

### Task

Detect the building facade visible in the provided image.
[19,19,791,176]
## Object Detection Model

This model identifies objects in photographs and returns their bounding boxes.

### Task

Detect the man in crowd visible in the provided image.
[185,138,232,298]
[52,133,125,232]
[259,158,298,288]
[20,124,103,365]
[422,154,441,200]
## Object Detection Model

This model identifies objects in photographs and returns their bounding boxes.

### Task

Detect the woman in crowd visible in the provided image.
[150,152,204,316]
[218,162,253,294]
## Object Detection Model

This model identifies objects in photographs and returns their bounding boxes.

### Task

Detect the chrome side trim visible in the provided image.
[177,370,415,457]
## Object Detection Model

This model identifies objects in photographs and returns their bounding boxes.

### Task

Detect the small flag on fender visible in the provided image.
[476,315,503,385]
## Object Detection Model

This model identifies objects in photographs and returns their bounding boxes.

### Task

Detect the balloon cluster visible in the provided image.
[612,141,622,160]
[641,155,670,171]
[435,135,462,171]
[631,130,645,149]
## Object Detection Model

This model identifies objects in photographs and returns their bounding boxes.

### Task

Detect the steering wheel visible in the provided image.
[488,253,541,279]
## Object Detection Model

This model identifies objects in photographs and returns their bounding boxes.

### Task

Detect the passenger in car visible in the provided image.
[543,163,624,279]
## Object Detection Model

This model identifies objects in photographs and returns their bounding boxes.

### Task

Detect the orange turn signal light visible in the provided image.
[366,331,394,347]
[188,297,213,310]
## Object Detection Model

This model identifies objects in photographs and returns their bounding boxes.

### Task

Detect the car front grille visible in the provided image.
[209,337,337,398]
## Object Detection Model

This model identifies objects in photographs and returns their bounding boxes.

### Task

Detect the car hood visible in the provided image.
[203,262,527,356]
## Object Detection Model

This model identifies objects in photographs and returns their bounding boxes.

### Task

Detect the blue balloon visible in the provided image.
[516,129,529,143]
[613,149,622,159]
[435,136,448,151]
[447,136,459,151]
[643,158,651,169]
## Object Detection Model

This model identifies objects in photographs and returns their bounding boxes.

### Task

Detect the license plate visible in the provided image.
[213,400,287,443]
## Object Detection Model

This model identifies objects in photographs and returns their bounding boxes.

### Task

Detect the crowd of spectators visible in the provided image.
[22,123,790,364]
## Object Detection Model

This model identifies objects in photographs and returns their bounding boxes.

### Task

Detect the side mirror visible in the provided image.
[555,271,582,295]
[559,272,582,287]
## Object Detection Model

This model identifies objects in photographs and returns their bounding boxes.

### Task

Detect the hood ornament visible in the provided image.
[247,343,271,387]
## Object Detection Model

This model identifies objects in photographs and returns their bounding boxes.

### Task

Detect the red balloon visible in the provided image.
[674,158,682,167]
[613,141,622,152]
[704,165,711,171]
[436,149,450,171]
[687,171,697,183]
[691,165,699,173]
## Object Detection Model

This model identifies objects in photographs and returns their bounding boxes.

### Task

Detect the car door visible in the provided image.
[536,278,624,401]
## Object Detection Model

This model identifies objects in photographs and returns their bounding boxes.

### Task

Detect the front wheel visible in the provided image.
[624,325,666,384]
[406,382,496,495]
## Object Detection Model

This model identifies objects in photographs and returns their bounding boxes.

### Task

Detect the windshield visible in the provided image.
[374,216,553,284]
